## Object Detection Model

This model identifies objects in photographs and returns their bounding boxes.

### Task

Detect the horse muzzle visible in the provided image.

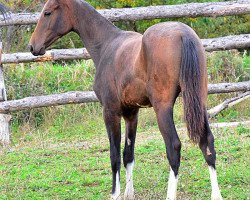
[29,44,46,56]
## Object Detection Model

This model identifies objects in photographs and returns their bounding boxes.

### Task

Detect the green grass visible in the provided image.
[0,120,249,199]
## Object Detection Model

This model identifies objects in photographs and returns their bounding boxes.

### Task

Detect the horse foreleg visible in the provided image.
[155,105,181,200]
[103,108,122,200]
[122,108,139,200]
[199,115,223,200]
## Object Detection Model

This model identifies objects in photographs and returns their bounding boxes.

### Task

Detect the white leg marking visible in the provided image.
[166,168,178,200]
[208,166,223,200]
[111,172,121,200]
[124,161,135,200]
[127,138,131,146]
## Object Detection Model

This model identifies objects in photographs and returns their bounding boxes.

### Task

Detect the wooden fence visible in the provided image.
[0,0,250,145]
[1,0,250,26]
[1,34,250,64]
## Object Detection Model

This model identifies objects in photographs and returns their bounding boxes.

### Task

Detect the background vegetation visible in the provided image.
[0,0,249,199]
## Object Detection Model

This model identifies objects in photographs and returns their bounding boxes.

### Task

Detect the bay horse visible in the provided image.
[29,0,223,199]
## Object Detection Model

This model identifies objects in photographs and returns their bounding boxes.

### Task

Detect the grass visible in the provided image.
[0,122,249,199]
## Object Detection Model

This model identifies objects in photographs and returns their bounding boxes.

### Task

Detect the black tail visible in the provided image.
[180,35,205,143]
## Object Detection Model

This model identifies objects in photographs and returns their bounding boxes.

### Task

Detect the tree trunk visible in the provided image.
[0,41,11,145]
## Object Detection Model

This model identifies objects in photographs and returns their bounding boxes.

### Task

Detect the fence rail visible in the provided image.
[2,34,250,64]
[0,81,249,113]
[0,0,250,26]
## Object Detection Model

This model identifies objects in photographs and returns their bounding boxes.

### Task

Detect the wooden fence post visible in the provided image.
[0,38,11,145]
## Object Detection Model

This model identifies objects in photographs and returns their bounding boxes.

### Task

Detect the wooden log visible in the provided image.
[1,34,250,64]
[208,81,250,94]
[0,62,7,102]
[202,34,250,52]
[2,48,91,64]
[0,91,99,113]
[0,1,250,26]
[208,91,250,117]
[177,120,250,133]
[209,121,250,128]
[0,113,11,145]
[0,81,249,113]
[0,41,11,145]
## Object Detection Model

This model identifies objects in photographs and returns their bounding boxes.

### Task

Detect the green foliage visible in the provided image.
[242,51,250,71]
[207,51,250,83]
[5,60,95,130]
[2,0,43,12]
[6,60,95,98]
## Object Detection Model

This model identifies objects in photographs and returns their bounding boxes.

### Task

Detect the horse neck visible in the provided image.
[72,0,121,66]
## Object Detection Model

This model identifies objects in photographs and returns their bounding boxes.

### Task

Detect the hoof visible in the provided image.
[211,198,223,200]
[111,195,122,200]
[124,195,135,200]
[124,190,135,200]
[211,193,223,200]
[124,182,134,200]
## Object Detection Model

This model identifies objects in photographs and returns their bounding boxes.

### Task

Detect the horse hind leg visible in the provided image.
[122,108,139,200]
[153,102,181,200]
[199,115,223,200]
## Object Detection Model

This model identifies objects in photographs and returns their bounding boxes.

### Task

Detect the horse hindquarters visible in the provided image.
[143,22,222,199]
[142,23,183,200]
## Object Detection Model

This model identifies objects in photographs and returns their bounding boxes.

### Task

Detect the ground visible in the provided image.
[0,113,249,199]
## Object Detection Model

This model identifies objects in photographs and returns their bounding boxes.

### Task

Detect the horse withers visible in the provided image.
[29,0,223,199]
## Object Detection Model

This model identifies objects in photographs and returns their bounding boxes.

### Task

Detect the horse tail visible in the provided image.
[180,35,206,144]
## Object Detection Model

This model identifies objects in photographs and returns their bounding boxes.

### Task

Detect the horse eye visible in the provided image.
[44,11,51,17]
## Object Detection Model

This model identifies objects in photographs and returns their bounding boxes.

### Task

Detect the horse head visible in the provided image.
[29,0,74,56]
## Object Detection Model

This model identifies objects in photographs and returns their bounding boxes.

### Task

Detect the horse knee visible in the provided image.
[200,133,216,168]
[174,139,181,151]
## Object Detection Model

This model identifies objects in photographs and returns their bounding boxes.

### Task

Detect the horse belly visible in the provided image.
[121,80,151,108]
